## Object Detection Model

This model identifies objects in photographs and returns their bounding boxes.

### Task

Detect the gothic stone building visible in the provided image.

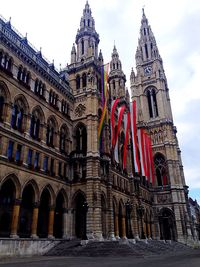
[0,2,194,245]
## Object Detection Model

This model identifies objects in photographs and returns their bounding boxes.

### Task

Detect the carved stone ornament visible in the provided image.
[75,103,86,117]
[157,194,171,204]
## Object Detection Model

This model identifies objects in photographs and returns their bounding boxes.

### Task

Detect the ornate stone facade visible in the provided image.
[0,2,196,245]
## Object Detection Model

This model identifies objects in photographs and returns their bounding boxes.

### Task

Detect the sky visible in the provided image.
[1,0,200,203]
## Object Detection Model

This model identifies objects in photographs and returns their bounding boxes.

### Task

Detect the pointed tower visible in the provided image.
[131,9,192,243]
[108,45,126,99]
[75,1,99,62]
[65,2,110,241]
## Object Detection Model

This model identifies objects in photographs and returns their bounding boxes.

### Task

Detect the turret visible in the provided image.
[75,1,100,62]
[108,45,126,99]
[71,43,76,64]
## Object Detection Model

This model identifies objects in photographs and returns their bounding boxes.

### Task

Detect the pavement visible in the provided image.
[0,250,200,267]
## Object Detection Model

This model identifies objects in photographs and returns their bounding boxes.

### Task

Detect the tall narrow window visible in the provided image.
[58,161,62,177]
[50,158,54,176]
[145,44,149,59]
[7,141,14,161]
[82,73,87,88]
[27,149,33,166]
[154,153,168,186]
[81,39,84,55]
[75,125,87,155]
[16,108,23,131]
[76,75,80,90]
[147,87,158,118]
[11,105,18,129]
[34,152,40,169]
[0,96,4,121]
[43,156,49,173]
[15,144,22,163]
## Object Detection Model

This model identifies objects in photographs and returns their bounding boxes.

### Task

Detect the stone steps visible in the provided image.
[45,239,194,257]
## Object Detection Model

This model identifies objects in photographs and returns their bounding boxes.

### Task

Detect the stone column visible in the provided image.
[31,202,39,238]
[114,214,119,239]
[48,206,55,239]
[10,199,21,238]
[131,204,139,240]
[122,217,127,239]
[107,185,115,240]
[62,208,69,239]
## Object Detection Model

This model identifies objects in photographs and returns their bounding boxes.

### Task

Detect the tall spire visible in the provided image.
[75,1,100,62]
[135,9,161,65]
[109,45,126,99]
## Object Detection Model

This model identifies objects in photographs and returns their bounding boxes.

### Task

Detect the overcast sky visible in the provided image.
[1,0,200,203]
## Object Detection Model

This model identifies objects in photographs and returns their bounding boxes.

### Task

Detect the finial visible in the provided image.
[9,17,11,23]
[52,59,54,65]
[59,63,62,71]
[40,47,42,52]
[25,32,27,39]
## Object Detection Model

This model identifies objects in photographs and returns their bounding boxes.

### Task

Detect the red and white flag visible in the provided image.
[111,98,120,148]
[123,112,130,170]
[114,105,126,163]
[137,128,147,177]
[130,101,140,174]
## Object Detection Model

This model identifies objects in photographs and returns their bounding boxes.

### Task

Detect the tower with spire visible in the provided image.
[131,9,192,243]
[108,45,126,99]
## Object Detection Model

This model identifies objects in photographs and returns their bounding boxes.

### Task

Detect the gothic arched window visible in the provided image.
[59,124,69,154]
[82,73,87,88]
[76,75,80,90]
[30,108,43,141]
[75,124,87,155]
[154,153,168,186]
[0,96,4,122]
[11,97,27,132]
[46,118,57,148]
[146,87,158,118]
[81,39,84,55]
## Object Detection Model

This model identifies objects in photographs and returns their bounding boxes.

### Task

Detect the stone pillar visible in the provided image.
[153,215,161,240]
[122,217,127,239]
[62,208,69,239]
[31,203,39,238]
[48,206,55,239]
[10,199,21,238]
[147,223,151,238]
[132,204,139,240]
[107,189,115,240]
[114,214,119,238]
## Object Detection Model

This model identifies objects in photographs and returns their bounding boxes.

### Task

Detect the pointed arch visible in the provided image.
[154,152,168,186]
[19,182,36,237]
[30,105,45,141]
[72,190,87,239]
[158,207,176,240]
[59,123,70,154]
[145,86,158,119]
[0,80,11,102]
[0,177,17,237]
[76,75,80,90]
[31,105,45,124]
[21,179,40,203]
[1,173,21,199]
[55,188,68,209]
[71,189,86,208]
[0,81,11,122]
[39,184,56,206]
[11,94,30,132]
[82,72,87,88]
[46,115,58,147]
[74,122,87,154]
